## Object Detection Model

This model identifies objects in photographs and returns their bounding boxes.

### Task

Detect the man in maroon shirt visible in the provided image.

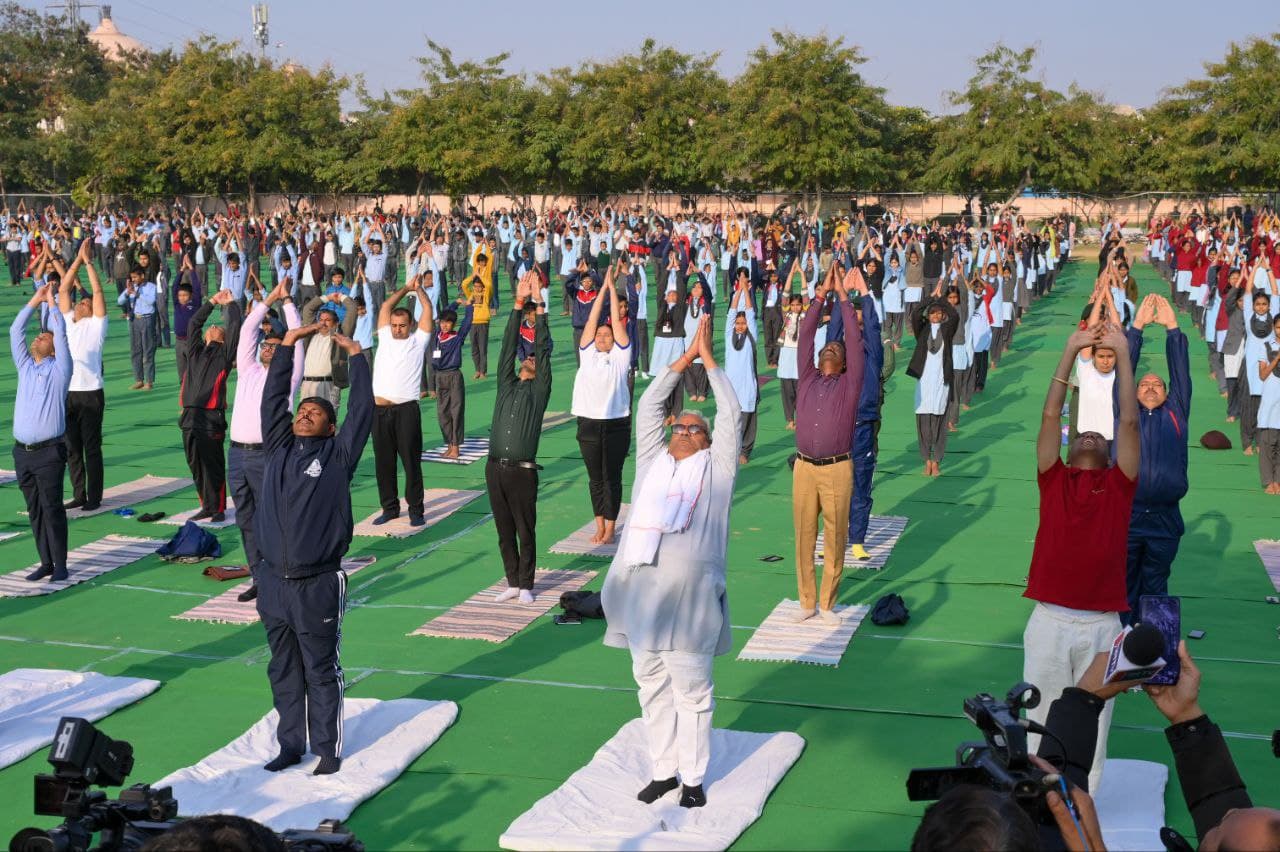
[792,265,864,624]
[1022,319,1139,792]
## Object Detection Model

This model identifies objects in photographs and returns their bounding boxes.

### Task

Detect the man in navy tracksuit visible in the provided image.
[827,274,890,560]
[1118,295,1190,623]
[254,322,372,775]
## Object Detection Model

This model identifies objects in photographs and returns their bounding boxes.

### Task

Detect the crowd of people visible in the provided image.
[4,196,1276,850]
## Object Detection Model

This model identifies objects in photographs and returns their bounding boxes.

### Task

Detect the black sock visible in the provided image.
[679,784,706,809]
[263,752,301,772]
[636,776,679,804]
[314,756,342,775]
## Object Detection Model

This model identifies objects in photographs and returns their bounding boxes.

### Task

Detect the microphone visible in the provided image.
[1104,623,1167,684]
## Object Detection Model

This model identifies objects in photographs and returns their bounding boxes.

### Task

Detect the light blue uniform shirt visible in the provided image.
[117,281,158,316]
[10,305,73,444]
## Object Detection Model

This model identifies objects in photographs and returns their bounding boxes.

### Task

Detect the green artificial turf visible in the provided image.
[0,256,1276,850]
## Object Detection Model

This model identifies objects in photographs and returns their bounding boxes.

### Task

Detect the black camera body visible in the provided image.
[906,682,1059,825]
[10,717,363,852]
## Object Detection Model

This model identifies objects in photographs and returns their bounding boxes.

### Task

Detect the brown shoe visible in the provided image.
[143,383,153,391]
[131,382,144,390]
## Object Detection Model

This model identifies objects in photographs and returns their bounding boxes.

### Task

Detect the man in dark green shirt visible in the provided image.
[488,272,552,603]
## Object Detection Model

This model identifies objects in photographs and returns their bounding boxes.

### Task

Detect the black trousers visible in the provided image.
[780,377,798,423]
[763,307,783,365]
[683,363,710,397]
[576,416,630,520]
[228,444,265,571]
[741,410,758,459]
[13,442,68,571]
[66,390,105,505]
[973,351,990,391]
[470,323,489,374]
[373,402,424,515]
[485,460,539,589]
[182,427,226,512]
[7,249,24,284]
[435,370,466,445]
[917,413,947,462]
[635,319,651,374]
[256,569,346,759]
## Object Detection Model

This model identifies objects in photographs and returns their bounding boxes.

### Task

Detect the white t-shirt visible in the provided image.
[571,342,632,420]
[1075,355,1116,440]
[372,326,430,403]
[63,312,107,392]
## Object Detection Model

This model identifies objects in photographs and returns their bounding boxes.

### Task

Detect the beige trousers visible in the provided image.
[792,458,853,611]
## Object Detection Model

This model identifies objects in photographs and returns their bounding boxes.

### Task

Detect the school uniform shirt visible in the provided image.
[724,306,759,413]
[63,313,108,392]
[914,324,949,415]
[1075,356,1117,440]
[1245,314,1273,395]
[1259,342,1280,429]
[372,327,431,404]
[882,268,905,313]
[571,340,632,420]
[431,306,474,372]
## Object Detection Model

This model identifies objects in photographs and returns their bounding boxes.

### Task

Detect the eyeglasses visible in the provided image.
[671,423,707,437]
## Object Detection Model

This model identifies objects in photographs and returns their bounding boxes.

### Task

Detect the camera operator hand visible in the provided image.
[1143,640,1203,724]
[1029,755,1107,852]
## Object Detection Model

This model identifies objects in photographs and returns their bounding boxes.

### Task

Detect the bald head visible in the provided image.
[1201,806,1280,852]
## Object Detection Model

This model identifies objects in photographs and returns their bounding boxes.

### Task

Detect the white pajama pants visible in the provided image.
[1022,602,1121,793]
[630,647,714,786]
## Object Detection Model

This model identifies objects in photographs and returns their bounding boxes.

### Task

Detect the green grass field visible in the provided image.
[0,256,1276,850]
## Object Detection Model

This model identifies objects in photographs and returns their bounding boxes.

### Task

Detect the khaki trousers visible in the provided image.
[792,458,854,611]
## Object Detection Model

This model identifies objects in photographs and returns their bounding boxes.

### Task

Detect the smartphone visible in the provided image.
[1139,595,1182,685]
[553,614,581,626]
[1188,629,1206,640]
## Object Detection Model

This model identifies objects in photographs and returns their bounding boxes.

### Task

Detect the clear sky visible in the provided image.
[50,0,1280,112]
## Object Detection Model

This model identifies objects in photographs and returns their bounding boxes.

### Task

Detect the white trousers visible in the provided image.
[630,648,714,786]
[1022,602,1121,793]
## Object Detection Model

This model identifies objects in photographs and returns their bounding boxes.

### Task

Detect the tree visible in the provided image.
[714,31,892,212]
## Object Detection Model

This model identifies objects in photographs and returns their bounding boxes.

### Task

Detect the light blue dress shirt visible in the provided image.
[10,305,73,444]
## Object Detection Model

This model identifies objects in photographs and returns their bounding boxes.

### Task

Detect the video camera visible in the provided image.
[9,717,364,852]
[906,682,1061,825]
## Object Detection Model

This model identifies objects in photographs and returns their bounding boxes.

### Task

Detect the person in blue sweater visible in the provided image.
[431,302,473,459]
[253,321,372,776]
[1119,293,1190,623]
[826,268,889,559]
[565,259,603,364]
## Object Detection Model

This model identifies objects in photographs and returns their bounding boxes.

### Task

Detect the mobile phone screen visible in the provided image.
[1139,595,1182,685]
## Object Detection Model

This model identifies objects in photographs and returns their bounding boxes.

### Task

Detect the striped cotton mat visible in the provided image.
[541,411,574,431]
[0,535,165,598]
[813,514,908,570]
[0,532,20,544]
[0,469,15,486]
[160,501,238,529]
[410,569,597,643]
[548,505,630,558]
[61,475,191,519]
[353,489,483,538]
[1253,540,1280,593]
[737,599,871,666]
[172,556,377,624]
[422,437,490,465]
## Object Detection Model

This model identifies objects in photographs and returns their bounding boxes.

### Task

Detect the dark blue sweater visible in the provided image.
[1120,326,1191,537]
[826,296,886,423]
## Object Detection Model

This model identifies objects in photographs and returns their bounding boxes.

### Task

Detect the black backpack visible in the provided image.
[559,590,605,620]
[871,593,909,626]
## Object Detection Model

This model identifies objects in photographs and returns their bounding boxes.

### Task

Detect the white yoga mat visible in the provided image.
[0,668,161,769]
[160,501,237,529]
[0,531,20,543]
[737,599,870,666]
[548,505,630,558]
[541,411,574,431]
[353,489,483,538]
[500,718,805,851]
[813,514,908,569]
[1253,540,1280,593]
[422,437,490,465]
[0,535,165,598]
[1095,758,1168,851]
[156,697,458,832]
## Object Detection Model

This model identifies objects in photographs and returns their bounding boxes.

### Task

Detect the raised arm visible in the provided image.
[1101,322,1139,480]
[333,336,373,471]
[1040,327,1098,472]
[605,264,628,348]
[579,280,608,349]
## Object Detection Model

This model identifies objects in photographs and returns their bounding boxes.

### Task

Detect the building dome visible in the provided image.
[88,6,145,62]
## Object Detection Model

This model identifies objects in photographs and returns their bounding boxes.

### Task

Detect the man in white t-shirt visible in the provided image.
[370,275,434,527]
[57,239,109,511]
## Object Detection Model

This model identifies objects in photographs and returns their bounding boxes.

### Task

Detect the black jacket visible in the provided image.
[906,298,959,381]
[180,301,242,432]
[256,344,373,579]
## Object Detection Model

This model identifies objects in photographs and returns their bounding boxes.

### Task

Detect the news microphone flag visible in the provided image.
[1104,623,1167,684]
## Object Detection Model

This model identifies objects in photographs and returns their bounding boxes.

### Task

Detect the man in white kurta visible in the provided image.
[601,315,742,810]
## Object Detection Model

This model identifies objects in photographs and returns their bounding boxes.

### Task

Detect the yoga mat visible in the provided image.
[0,468,15,486]
[0,535,166,598]
[64,475,191,519]
[156,697,459,832]
[421,437,489,465]
[0,532,19,543]
[0,668,161,769]
[1095,759,1168,851]
[548,505,630,558]
[410,569,597,643]
[160,501,238,528]
[1252,540,1280,593]
[737,599,870,666]
[813,514,908,570]
[499,718,805,851]
[758,375,774,388]
[173,556,377,624]
[542,411,574,431]
[353,489,483,538]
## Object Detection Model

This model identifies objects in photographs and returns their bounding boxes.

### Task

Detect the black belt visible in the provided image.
[15,437,63,452]
[488,456,542,471]
[303,376,333,382]
[230,440,263,450]
[797,452,851,467]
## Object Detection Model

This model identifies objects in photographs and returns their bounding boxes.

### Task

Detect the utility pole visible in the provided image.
[47,0,101,28]
[251,3,269,58]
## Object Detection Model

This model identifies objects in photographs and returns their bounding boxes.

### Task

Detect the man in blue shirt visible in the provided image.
[117,265,158,390]
[11,284,74,581]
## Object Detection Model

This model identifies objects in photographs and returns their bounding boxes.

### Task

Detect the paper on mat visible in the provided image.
[1094,758,1168,851]
[500,718,804,851]
[0,669,161,769]
[156,697,458,832]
